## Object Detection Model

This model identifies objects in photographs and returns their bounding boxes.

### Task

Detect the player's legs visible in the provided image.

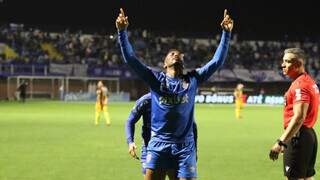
[145,141,174,180]
[235,100,242,119]
[145,168,177,180]
[141,145,148,176]
[95,111,100,125]
[140,145,178,180]
[15,91,20,101]
[145,168,167,180]
[173,141,197,180]
[235,107,240,119]
[95,104,101,125]
[166,169,178,180]
[21,93,26,103]
[102,106,111,126]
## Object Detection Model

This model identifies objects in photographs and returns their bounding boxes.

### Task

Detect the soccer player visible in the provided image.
[95,81,111,126]
[233,83,244,119]
[269,48,319,180]
[17,80,28,103]
[117,8,233,180]
[125,93,198,179]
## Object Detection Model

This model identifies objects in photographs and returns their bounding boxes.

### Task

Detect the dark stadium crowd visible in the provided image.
[0,24,319,77]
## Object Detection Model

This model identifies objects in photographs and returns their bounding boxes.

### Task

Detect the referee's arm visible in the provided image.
[279,102,309,143]
[269,102,308,161]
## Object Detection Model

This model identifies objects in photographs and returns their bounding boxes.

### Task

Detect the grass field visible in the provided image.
[0,101,319,180]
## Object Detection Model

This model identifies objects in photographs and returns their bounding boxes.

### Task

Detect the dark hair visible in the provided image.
[167,49,181,54]
[284,48,306,60]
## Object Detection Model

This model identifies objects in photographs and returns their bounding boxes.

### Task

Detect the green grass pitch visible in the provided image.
[0,101,319,180]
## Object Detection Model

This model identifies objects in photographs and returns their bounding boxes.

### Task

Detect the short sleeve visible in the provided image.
[293,83,310,104]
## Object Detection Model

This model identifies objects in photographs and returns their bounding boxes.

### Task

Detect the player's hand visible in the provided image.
[128,142,139,160]
[116,8,129,31]
[269,143,284,161]
[220,9,234,32]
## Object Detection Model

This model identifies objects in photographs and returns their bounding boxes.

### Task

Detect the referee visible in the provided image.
[269,48,319,180]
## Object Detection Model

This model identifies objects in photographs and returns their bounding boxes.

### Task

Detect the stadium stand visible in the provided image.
[0,24,319,100]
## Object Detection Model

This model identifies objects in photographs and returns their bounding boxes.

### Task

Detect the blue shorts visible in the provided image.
[146,140,197,178]
[141,145,147,175]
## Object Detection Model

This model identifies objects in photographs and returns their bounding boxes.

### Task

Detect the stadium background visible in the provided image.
[0,0,320,179]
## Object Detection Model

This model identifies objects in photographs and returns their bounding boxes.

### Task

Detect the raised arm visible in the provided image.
[116,8,159,89]
[195,9,233,84]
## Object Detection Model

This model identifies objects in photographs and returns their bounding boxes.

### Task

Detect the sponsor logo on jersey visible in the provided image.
[159,94,189,105]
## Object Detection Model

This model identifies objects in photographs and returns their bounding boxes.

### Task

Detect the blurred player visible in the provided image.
[233,83,244,119]
[117,8,232,180]
[95,81,111,126]
[125,93,198,179]
[269,48,319,180]
[17,80,28,103]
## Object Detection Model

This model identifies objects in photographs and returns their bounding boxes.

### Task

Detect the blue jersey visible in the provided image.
[119,30,231,143]
[125,93,198,146]
[125,93,152,145]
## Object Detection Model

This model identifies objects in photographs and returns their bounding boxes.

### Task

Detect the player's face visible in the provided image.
[97,81,103,88]
[164,50,184,69]
[281,53,299,77]
[237,84,244,90]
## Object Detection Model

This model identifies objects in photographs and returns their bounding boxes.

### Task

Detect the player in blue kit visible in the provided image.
[117,8,233,180]
[125,93,198,179]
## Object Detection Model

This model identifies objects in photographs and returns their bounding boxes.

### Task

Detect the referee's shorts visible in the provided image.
[283,125,318,178]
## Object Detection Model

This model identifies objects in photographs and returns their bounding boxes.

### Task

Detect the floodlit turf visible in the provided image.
[0,101,319,180]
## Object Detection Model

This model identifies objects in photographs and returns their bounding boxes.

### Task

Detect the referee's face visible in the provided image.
[281,53,301,78]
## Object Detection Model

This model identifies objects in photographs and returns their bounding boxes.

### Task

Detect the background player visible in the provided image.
[17,80,28,103]
[95,81,111,126]
[234,83,244,119]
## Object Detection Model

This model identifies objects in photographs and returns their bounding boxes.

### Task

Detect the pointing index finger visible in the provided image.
[120,8,125,16]
[224,9,227,18]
